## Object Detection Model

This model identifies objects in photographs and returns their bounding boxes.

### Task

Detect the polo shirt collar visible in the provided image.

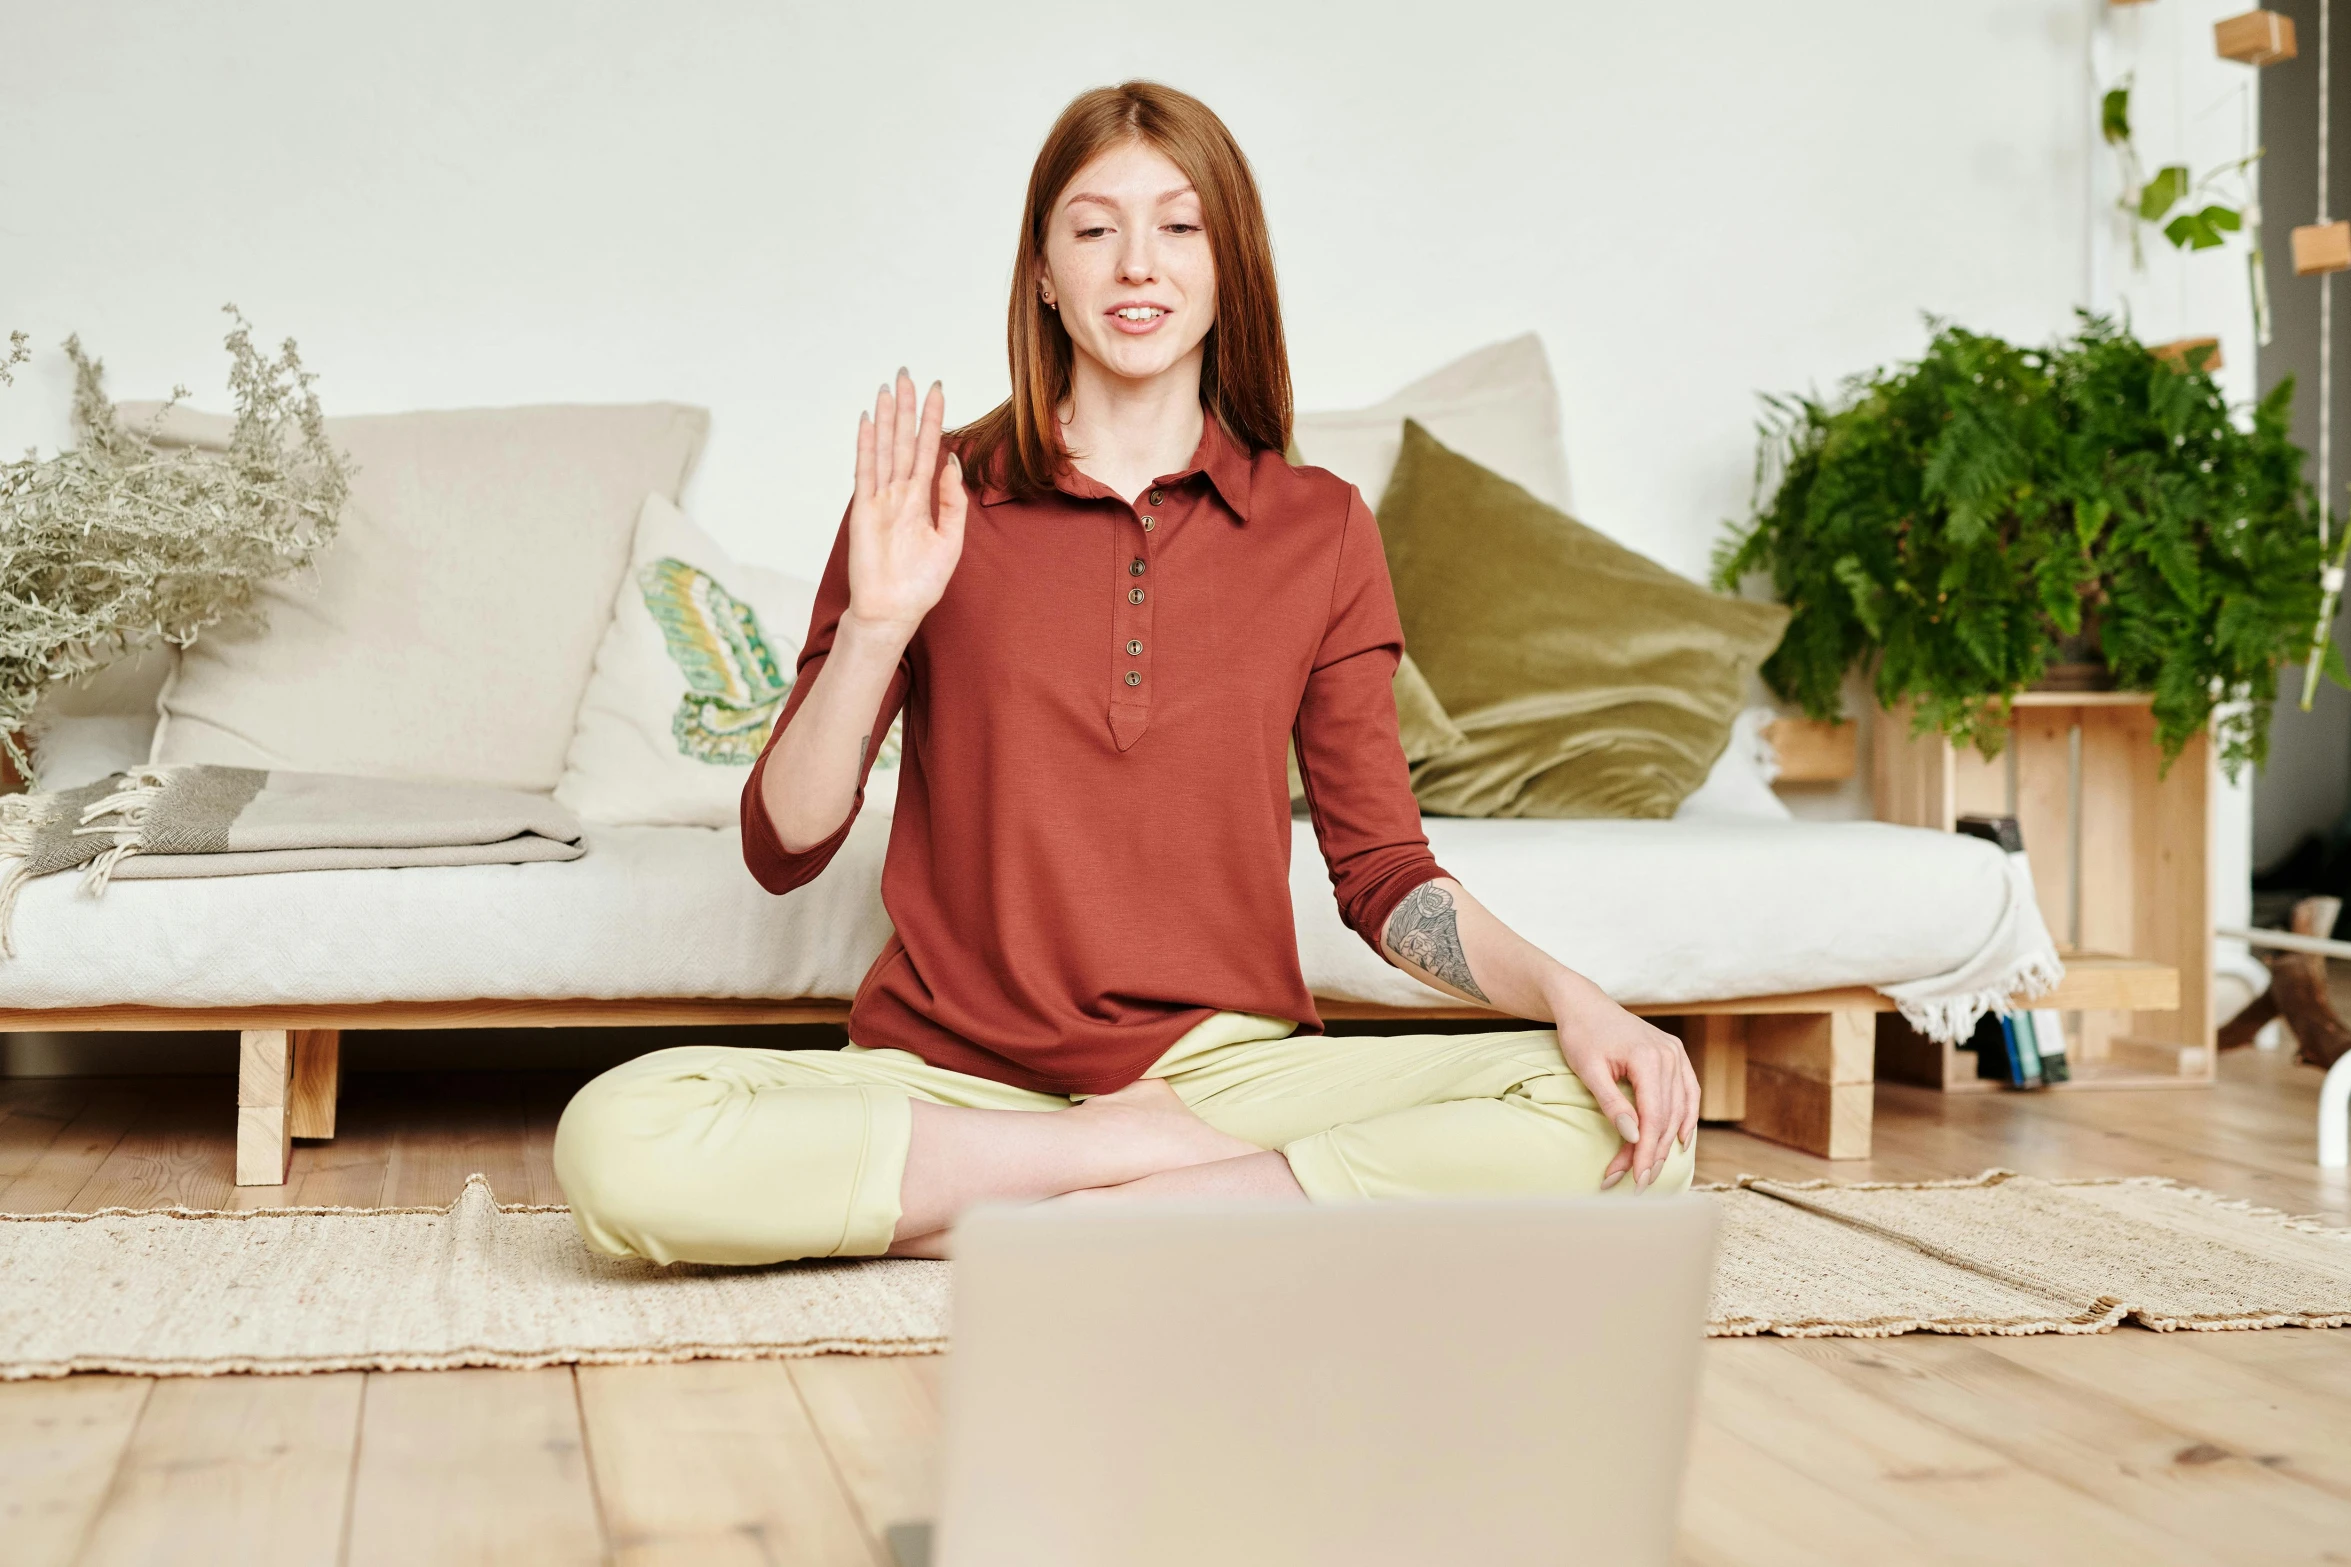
[973,408,1255,522]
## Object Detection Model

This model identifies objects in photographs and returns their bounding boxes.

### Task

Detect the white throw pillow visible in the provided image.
[1672,708,1793,822]
[556,494,903,827]
[1292,334,1571,513]
[122,400,710,792]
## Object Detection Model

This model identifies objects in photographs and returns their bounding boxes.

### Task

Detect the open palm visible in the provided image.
[847,370,966,636]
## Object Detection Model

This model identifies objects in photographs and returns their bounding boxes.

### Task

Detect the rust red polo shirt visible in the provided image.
[741,415,1448,1095]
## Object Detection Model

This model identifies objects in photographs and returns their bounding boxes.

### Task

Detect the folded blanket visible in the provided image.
[0,765,583,956]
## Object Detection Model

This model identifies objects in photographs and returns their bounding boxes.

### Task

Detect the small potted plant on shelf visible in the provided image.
[1714,314,2325,776]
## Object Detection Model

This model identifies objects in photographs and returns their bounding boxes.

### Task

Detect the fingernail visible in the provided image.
[1600,1169,1624,1191]
[1614,1113,1640,1144]
[897,366,909,379]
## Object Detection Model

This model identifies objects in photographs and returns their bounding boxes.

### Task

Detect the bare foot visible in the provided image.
[1064,1077,1263,1174]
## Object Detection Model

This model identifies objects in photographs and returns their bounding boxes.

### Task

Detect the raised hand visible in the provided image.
[846,370,967,639]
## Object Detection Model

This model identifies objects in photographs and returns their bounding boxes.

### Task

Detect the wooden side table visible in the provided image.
[1872,692,2209,1090]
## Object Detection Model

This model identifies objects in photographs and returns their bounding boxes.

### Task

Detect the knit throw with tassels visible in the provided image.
[0,765,585,956]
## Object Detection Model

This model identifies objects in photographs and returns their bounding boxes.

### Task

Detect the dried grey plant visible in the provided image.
[0,307,350,783]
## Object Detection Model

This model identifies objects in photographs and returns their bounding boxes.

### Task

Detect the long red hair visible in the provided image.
[954,81,1292,496]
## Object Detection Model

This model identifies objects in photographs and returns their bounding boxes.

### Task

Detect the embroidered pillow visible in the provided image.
[556,494,901,827]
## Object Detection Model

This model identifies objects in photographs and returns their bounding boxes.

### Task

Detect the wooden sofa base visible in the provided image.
[1,958,2177,1182]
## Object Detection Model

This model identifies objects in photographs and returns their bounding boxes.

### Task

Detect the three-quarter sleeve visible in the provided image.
[741,507,910,894]
[1292,488,1449,952]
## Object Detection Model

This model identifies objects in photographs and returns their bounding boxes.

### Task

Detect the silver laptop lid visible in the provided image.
[932,1196,1717,1567]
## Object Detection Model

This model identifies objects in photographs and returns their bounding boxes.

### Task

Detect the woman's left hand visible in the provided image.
[1549,993,1699,1191]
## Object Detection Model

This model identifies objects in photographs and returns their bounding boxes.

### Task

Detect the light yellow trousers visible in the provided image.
[553,1010,1697,1265]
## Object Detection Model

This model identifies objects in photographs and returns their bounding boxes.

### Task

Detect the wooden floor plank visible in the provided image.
[0,1083,87,1191]
[0,1375,151,1567]
[519,1072,584,1206]
[789,1356,945,1551]
[1700,1338,2236,1564]
[1980,1332,2351,1505]
[578,1360,880,1567]
[380,1075,544,1208]
[77,1372,363,1567]
[69,1076,237,1213]
[0,1084,147,1213]
[344,1367,603,1567]
[1675,1402,1946,1566]
[1777,1335,2351,1560]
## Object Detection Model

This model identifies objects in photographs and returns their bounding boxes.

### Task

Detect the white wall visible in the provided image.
[1,0,2096,590]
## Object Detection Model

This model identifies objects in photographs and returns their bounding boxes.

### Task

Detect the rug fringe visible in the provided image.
[70,765,171,896]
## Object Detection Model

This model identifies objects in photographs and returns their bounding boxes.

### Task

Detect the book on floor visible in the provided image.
[2003,1012,2044,1088]
[2030,1007,2071,1083]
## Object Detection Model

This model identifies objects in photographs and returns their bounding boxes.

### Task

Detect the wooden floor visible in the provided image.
[8,1048,2351,1564]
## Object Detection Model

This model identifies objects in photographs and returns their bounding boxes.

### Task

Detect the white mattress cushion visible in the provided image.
[0,816,2040,1039]
[1293,817,2035,1016]
[0,818,894,1010]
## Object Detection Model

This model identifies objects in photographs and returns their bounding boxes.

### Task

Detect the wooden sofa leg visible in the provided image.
[1740,1009,1875,1160]
[1685,1016,1748,1122]
[236,1029,294,1186]
[289,1029,342,1140]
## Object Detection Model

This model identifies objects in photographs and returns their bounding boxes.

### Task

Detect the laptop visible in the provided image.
[891,1195,1718,1567]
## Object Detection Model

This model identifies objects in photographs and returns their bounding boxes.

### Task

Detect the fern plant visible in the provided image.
[1714,314,2324,777]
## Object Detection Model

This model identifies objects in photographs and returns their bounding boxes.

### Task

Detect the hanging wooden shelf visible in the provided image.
[2294,221,2351,276]
[1763,717,1856,784]
[2215,10,2299,66]
[2152,337,2223,371]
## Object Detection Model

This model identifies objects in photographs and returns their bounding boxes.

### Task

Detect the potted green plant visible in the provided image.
[1713,314,2324,775]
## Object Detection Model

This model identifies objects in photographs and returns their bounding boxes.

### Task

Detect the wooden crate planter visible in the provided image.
[1873,692,2208,1091]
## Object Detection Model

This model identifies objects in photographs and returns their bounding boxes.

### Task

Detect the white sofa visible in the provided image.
[3,338,2072,1180]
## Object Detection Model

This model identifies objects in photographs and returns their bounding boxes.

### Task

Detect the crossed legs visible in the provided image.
[553,1012,1694,1267]
[884,1079,1303,1257]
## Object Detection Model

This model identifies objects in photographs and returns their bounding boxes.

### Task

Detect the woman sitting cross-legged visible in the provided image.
[553,80,1698,1265]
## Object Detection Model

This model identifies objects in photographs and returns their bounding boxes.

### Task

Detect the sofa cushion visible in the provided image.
[121,400,709,792]
[1380,421,1789,819]
[1291,333,1571,513]
[557,494,823,828]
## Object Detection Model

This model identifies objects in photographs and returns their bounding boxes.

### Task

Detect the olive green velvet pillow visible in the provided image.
[1379,420,1789,819]
[1285,650,1466,805]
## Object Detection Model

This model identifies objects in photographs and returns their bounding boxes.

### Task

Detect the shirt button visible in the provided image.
[1126,639,1142,655]
[1149,489,1164,506]
[1141,516,1156,531]
[1129,586,1145,604]
[1128,558,1147,577]
[1124,670,1142,687]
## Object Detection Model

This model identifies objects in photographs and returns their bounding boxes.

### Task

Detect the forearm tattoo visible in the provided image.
[1383,882,1489,1002]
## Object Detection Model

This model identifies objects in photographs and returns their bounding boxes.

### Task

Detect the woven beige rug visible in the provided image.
[5,1171,2349,1379]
